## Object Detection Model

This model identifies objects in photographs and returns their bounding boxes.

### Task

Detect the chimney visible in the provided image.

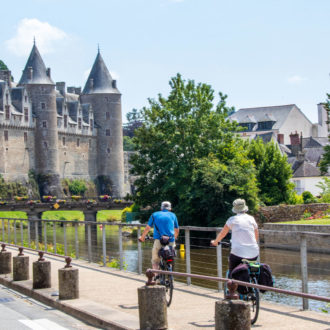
[67,86,75,93]
[56,82,66,96]
[112,80,117,88]
[74,87,81,95]
[290,131,300,156]
[28,67,33,80]
[277,133,284,144]
[46,67,51,78]
[89,78,94,90]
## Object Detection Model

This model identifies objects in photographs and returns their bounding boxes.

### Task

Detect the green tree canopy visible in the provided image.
[130,74,259,226]
[247,138,294,205]
[319,94,330,175]
[0,60,8,71]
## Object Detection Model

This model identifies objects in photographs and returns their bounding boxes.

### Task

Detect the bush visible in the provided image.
[288,192,304,205]
[121,203,140,222]
[302,191,316,204]
[68,180,87,196]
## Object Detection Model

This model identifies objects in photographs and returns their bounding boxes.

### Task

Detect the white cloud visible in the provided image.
[287,75,307,84]
[5,18,68,56]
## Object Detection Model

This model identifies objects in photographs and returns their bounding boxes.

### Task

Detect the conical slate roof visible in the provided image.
[83,51,120,94]
[19,43,54,85]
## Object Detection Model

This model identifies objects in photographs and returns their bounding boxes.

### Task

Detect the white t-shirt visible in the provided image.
[226,213,259,258]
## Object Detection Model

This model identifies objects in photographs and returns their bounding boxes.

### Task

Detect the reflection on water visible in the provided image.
[10,223,330,312]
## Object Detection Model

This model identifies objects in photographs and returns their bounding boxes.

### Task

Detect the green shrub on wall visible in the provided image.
[61,179,97,197]
[0,175,29,200]
[302,191,317,204]
[68,179,87,196]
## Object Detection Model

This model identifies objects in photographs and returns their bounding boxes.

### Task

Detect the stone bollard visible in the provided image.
[0,244,12,275]
[13,247,29,281]
[215,281,250,330]
[138,270,168,330]
[58,257,79,300]
[33,251,51,289]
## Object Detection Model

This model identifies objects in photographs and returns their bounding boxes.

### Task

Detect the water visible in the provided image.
[5,221,330,313]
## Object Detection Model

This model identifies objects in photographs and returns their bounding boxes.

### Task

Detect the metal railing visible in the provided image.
[1,217,330,311]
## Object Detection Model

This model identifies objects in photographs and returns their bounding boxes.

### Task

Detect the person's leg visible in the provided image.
[228,253,243,277]
[151,239,161,270]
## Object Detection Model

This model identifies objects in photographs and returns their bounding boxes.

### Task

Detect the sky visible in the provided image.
[0,0,329,123]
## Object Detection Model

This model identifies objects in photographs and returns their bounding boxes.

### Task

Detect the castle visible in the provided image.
[0,42,127,197]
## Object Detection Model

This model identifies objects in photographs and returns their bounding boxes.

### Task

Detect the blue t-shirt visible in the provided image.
[148,210,179,242]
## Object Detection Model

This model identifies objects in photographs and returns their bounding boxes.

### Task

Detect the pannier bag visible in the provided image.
[258,263,274,293]
[230,263,250,294]
[158,245,176,260]
[160,235,170,245]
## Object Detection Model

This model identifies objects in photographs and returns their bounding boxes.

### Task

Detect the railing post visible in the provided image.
[44,221,47,252]
[53,221,57,254]
[75,222,79,259]
[138,227,142,275]
[35,221,39,248]
[300,234,309,310]
[20,220,23,245]
[7,219,10,243]
[102,223,106,266]
[119,226,123,270]
[2,219,4,242]
[216,230,223,291]
[64,223,67,256]
[27,220,31,248]
[87,223,92,262]
[14,220,17,245]
[185,229,191,285]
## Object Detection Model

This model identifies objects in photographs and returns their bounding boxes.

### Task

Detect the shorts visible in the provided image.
[151,239,176,265]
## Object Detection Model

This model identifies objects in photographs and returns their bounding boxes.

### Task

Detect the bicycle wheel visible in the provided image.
[247,277,259,325]
[164,264,174,307]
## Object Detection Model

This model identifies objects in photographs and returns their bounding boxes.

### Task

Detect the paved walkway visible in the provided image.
[1,247,330,329]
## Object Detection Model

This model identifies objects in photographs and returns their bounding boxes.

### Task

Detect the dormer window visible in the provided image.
[239,123,255,131]
[25,96,27,102]
[64,115,68,128]
[90,119,93,129]
[257,121,275,131]
[5,106,10,120]
[78,118,82,129]
[42,121,47,128]
[41,102,46,110]
[24,108,29,122]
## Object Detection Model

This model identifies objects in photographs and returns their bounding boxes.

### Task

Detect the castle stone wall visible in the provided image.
[0,127,36,181]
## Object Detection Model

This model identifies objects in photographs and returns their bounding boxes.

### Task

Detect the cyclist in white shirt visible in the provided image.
[211,199,259,275]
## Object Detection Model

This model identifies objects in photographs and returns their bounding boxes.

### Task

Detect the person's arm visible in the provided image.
[174,228,179,239]
[254,228,259,241]
[139,225,151,242]
[210,225,230,246]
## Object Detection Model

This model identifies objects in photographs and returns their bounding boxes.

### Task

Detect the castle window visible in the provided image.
[6,94,9,104]
[106,112,110,120]
[107,148,110,154]
[24,108,29,122]
[64,115,68,128]
[41,102,46,110]
[4,131,8,141]
[62,137,66,146]
[24,132,28,142]
[5,106,10,120]
[78,118,82,129]
[77,138,80,147]
[42,121,47,128]
[90,119,93,130]
[257,121,275,131]
[106,129,110,136]
[44,141,48,148]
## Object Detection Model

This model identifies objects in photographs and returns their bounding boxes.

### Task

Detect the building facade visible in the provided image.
[0,43,126,197]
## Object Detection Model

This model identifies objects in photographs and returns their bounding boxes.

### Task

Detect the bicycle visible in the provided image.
[139,236,175,307]
[213,241,260,325]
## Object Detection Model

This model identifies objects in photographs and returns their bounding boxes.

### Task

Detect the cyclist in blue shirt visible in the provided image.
[139,201,179,270]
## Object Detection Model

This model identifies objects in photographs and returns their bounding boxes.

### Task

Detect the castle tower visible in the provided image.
[81,50,124,197]
[18,43,61,196]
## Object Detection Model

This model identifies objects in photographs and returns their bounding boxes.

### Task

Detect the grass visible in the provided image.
[0,210,123,222]
[278,216,330,225]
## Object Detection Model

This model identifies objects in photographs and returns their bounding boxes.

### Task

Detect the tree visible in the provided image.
[123,135,137,151]
[130,74,259,226]
[247,139,294,205]
[0,60,8,71]
[123,108,143,138]
[319,94,330,175]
